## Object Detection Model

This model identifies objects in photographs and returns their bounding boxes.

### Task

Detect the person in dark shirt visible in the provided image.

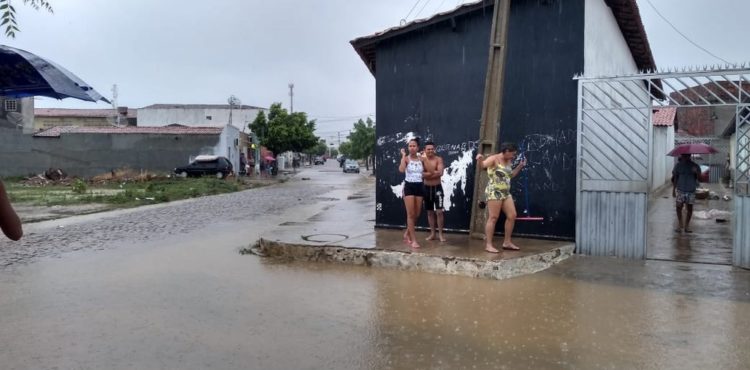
[671,154,700,233]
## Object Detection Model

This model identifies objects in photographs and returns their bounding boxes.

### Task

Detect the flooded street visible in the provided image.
[1,164,749,369]
[2,236,749,369]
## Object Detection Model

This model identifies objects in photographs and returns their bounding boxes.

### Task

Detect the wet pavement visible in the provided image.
[256,181,574,280]
[648,183,734,265]
[1,161,749,369]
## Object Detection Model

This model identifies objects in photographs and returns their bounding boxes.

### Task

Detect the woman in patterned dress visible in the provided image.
[475,142,526,253]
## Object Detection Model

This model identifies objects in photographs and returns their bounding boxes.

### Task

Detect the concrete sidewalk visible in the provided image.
[251,185,574,280]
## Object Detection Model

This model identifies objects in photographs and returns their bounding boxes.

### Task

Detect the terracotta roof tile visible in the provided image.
[652,107,676,126]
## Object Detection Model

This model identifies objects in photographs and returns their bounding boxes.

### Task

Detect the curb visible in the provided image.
[249,239,575,280]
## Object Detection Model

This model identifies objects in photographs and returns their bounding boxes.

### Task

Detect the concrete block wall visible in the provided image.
[0,128,220,178]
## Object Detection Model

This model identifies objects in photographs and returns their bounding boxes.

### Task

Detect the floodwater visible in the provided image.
[2,164,749,369]
[648,183,734,265]
[1,225,749,370]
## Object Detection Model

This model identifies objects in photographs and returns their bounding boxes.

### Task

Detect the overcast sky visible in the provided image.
[4,0,750,139]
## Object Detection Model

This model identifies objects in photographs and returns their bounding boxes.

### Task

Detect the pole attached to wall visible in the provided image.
[469,0,512,239]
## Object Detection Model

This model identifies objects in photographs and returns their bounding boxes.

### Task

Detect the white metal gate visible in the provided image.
[736,104,750,268]
[576,77,651,258]
[575,67,750,267]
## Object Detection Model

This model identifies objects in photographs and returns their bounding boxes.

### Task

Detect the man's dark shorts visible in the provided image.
[424,184,444,211]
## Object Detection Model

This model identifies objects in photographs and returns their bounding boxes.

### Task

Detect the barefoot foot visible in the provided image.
[485,245,500,253]
[410,241,421,249]
[426,234,435,241]
[502,242,520,251]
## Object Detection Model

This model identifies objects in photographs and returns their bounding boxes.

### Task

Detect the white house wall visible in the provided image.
[213,125,241,173]
[651,126,675,191]
[584,0,639,77]
[138,107,262,131]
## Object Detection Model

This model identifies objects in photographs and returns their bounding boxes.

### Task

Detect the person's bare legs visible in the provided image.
[436,210,446,242]
[484,200,502,253]
[675,203,684,232]
[501,197,519,250]
[404,196,414,244]
[426,210,437,241]
[684,204,694,232]
[410,197,423,248]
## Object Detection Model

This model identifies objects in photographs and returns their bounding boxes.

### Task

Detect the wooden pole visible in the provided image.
[469,0,512,239]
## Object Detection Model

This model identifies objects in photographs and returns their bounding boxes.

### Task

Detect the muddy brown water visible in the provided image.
[1,227,748,370]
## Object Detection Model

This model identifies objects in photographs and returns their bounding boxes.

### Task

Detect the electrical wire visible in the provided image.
[643,0,731,64]
[403,0,423,23]
[413,0,433,20]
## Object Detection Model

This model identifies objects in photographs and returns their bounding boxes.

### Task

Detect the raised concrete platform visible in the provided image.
[248,186,575,280]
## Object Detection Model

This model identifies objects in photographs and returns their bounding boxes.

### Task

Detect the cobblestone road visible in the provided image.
[0,180,328,267]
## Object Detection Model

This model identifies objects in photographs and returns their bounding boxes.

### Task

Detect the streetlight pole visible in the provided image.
[288,83,294,113]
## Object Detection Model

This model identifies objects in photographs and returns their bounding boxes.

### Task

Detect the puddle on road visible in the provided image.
[2,186,749,369]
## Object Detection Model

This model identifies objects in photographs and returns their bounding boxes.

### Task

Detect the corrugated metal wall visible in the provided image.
[735,196,750,268]
[579,191,647,257]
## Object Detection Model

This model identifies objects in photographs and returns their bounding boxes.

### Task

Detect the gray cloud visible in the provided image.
[4,0,748,138]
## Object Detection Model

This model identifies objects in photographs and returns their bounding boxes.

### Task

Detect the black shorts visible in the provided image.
[424,184,444,211]
[403,181,424,197]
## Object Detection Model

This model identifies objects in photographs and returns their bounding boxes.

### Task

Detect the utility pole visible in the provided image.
[111,84,120,126]
[468,0,512,239]
[288,83,294,113]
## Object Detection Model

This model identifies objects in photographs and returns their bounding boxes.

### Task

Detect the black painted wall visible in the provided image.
[374,0,585,240]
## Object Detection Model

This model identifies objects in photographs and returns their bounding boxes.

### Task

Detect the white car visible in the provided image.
[343,159,360,173]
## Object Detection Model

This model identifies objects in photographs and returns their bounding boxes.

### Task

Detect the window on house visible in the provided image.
[206,116,212,120]
[4,99,18,112]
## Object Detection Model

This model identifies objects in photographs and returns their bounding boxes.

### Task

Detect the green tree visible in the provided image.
[338,141,353,158]
[346,117,376,171]
[302,139,329,164]
[1,0,53,38]
[249,103,319,157]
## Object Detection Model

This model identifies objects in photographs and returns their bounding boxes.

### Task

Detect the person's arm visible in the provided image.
[475,153,495,170]
[435,157,445,179]
[0,181,23,241]
[671,165,678,197]
[398,149,408,173]
[511,158,527,178]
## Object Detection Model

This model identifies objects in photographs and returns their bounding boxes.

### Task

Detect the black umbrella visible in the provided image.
[0,44,109,103]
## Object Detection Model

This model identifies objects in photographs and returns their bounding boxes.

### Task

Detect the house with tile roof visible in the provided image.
[350,0,657,239]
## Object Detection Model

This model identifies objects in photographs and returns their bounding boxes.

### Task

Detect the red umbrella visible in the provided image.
[667,143,718,156]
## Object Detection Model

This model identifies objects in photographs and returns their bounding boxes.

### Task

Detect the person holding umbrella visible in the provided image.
[670,154,701,234]
[668,143,717,233]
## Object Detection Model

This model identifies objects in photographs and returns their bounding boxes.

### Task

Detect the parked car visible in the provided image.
[314,156,325,165]
[699,164,710,183]
[174,155,233,179]
[343,159,360,173]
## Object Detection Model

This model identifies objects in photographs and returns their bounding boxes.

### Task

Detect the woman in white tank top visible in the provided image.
[399,138,425,249]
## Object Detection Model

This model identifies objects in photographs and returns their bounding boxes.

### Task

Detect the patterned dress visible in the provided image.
[485,162,512,201]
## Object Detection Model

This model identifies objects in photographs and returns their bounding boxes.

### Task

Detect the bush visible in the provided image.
[71,179,88,194]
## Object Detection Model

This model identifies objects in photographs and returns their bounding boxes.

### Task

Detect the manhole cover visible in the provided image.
[301,233,349,243]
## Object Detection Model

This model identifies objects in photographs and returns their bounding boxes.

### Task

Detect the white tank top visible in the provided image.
[405,157,423,183]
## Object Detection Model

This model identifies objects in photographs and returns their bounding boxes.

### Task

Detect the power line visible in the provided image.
[433,0,449,15]
[402,0,423,24]
[643,0,731,65]
[413,0,433,20]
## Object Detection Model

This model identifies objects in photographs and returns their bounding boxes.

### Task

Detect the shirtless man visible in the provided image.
[422,141,446,242]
